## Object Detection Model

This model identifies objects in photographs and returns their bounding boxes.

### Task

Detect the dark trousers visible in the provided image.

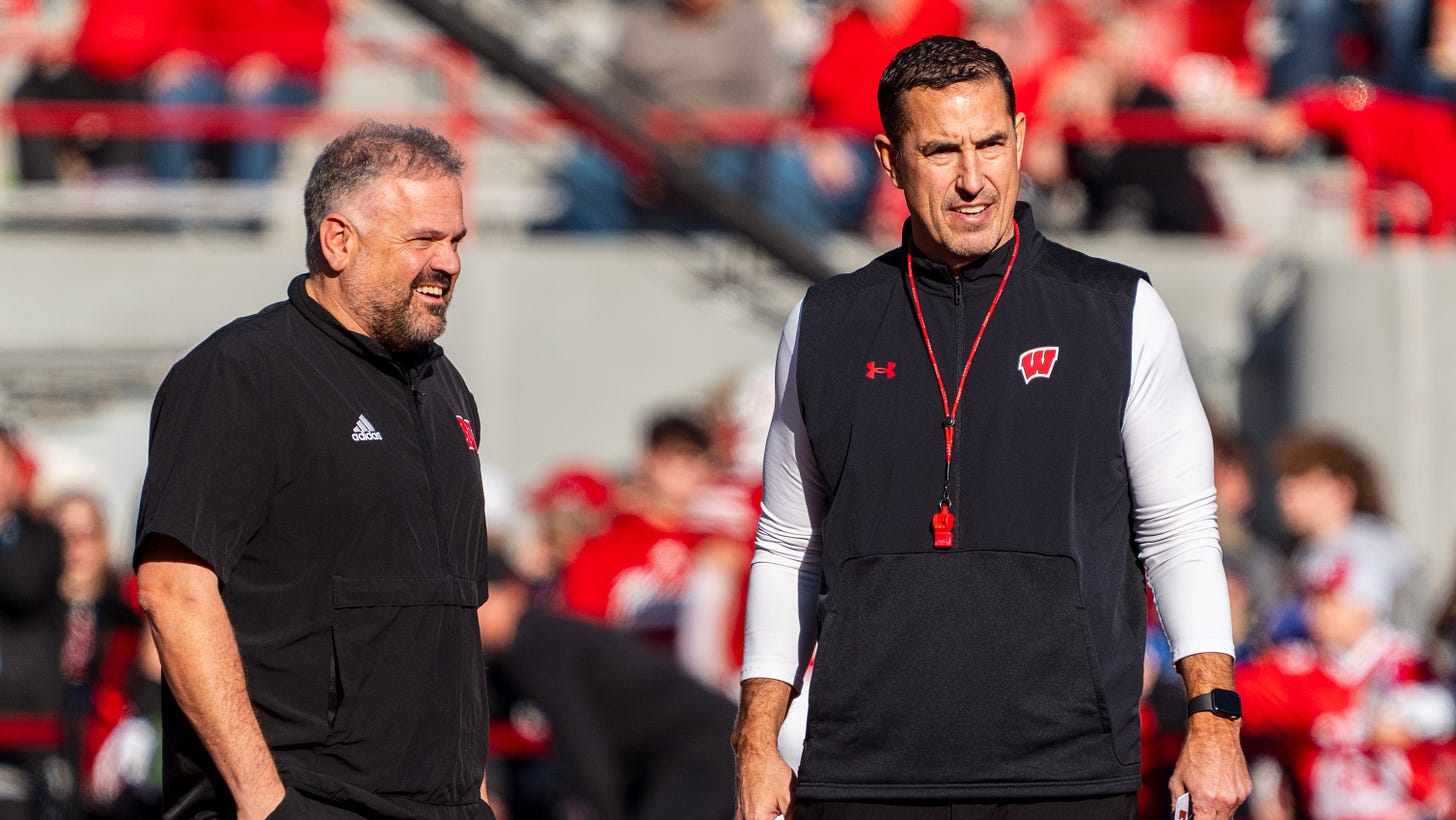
[793,793,1138,820]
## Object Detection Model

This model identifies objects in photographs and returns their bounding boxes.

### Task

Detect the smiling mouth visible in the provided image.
[952,203,991,216]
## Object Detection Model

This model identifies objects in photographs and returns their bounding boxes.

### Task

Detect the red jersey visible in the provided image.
[805,0,966,136]
[173,0,331,74]
[560,513,700,644]
[1240,628,1456,819]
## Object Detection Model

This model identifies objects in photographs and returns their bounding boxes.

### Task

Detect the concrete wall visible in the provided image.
[3,220,1455,616]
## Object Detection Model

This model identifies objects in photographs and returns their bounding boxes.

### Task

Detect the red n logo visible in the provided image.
[456,415,478,451]
[1017,346,1059,383]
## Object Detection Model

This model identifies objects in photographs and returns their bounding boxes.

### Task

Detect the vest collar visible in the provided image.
[900,201,1039,291]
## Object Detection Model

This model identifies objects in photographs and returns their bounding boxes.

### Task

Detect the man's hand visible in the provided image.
[733,678,795,820]
[137,534,285,819]
[1171,653,1251,820]
[1169,712,1250,819]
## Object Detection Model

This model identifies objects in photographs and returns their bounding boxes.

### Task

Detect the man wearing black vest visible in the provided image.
[732,37,1251,820]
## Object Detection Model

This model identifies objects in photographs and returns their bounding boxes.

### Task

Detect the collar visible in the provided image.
[287,274,443,380]
[901,201,1039,289]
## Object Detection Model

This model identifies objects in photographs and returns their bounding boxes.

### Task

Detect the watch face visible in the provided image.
[1210,688,1242,718]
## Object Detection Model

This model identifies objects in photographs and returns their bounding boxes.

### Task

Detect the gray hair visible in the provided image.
[303,121,465,274]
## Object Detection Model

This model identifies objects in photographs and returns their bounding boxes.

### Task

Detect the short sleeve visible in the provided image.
[134,342,274,583]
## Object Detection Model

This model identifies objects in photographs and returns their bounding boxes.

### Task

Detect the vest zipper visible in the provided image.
[407,369,450,571]
[953,273,962,305]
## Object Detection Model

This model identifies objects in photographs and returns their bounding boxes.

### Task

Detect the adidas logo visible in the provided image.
[351,415,383,442]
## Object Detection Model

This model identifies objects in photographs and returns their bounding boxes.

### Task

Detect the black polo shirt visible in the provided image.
[136,274,492,819]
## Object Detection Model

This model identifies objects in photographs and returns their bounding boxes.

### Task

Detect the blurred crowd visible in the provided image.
[7,0,1456,238]
[8,0,330,186]
[10,354,1456,819]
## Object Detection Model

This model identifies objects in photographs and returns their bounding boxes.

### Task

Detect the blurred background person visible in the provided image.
[678,364,774,695]
[1238,548,1456,819]
[10,0,178,182]
[481,558,736,820]
[1212,423,1288,657]
[757,0,966,241]
[559,413,712,649]
[1271,428,1422,635]
[46,492,141,817]
[513,465,616,603]
[537,0,782,232]
[147,0,331,184]
[0,428,65,819]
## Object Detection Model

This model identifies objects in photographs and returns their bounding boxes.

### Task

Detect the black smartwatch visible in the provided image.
[1187,688,1242,720]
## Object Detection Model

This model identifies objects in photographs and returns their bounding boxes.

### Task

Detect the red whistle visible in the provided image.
[932,506,955,548]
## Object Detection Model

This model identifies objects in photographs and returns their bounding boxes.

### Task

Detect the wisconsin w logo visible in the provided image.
[1018,346,1059,384]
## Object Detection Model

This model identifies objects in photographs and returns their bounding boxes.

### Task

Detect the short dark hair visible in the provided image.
[878,36,1017,145]
[303,121,465,274]
[646,413,710,455]
[1272,429,1386,518]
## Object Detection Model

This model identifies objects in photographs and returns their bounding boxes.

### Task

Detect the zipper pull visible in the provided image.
[953,273,962,305]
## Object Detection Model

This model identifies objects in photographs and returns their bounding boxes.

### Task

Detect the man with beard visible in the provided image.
[134,122,494,820]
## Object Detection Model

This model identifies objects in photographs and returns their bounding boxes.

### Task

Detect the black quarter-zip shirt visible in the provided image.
[136,274,492,819]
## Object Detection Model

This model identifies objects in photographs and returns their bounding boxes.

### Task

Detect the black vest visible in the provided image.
[795,205,1150,800]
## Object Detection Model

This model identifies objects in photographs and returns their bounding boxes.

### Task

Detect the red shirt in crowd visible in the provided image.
[173,0,332,74]
[805,0,966,136]
[1295,82,1456,237]
[1240,630,1456,818]
[560,513,701,646]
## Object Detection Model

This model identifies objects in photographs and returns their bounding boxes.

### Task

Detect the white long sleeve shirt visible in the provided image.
[742,278,1235,690]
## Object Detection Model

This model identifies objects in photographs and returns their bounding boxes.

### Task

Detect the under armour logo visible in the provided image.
[865,361,896,379]
[1017,347,1059,383]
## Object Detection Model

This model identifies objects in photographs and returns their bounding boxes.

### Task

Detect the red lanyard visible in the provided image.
[904,222,1020,548]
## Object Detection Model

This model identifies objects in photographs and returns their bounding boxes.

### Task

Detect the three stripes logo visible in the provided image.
[351,414,383,442]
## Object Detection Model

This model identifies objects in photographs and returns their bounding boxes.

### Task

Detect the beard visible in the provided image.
[355,272,451,354]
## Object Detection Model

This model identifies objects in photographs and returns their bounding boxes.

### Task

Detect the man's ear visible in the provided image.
[319,213,356,273]
[874,133,901,189]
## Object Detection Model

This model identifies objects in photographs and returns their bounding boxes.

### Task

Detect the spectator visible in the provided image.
[538,0,781,232]
[480,559,736,820]
[1271,429,1423,633]
[47,492,141,814]
[1260,76,1456,237]
[148,0,331,183]
[86,581,163,820]
[1024,7,1226,233]
[1238,548,1456,818]
[10,0,178,182]
[559,414,711,649]
[758,0,966,240]
[513,465,616,602]
[678,364,774,695]
[0,429,65,818]
[1262,0,1454,100]
[1211,425,1287,655]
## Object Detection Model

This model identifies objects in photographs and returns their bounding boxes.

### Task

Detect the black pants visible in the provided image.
[793,793,1138,820]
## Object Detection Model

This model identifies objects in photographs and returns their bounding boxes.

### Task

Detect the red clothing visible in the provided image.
[685,477,762,671]
[805,0,966,136]
[1240,629,1456,819]
[71,0,185,81]
[1295,84,1456,236]
[560,513,700,643]
[173,0,331,74]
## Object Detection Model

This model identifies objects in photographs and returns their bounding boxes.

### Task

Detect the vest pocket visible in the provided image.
[324,575,485,799]
[801,550,1119,790]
